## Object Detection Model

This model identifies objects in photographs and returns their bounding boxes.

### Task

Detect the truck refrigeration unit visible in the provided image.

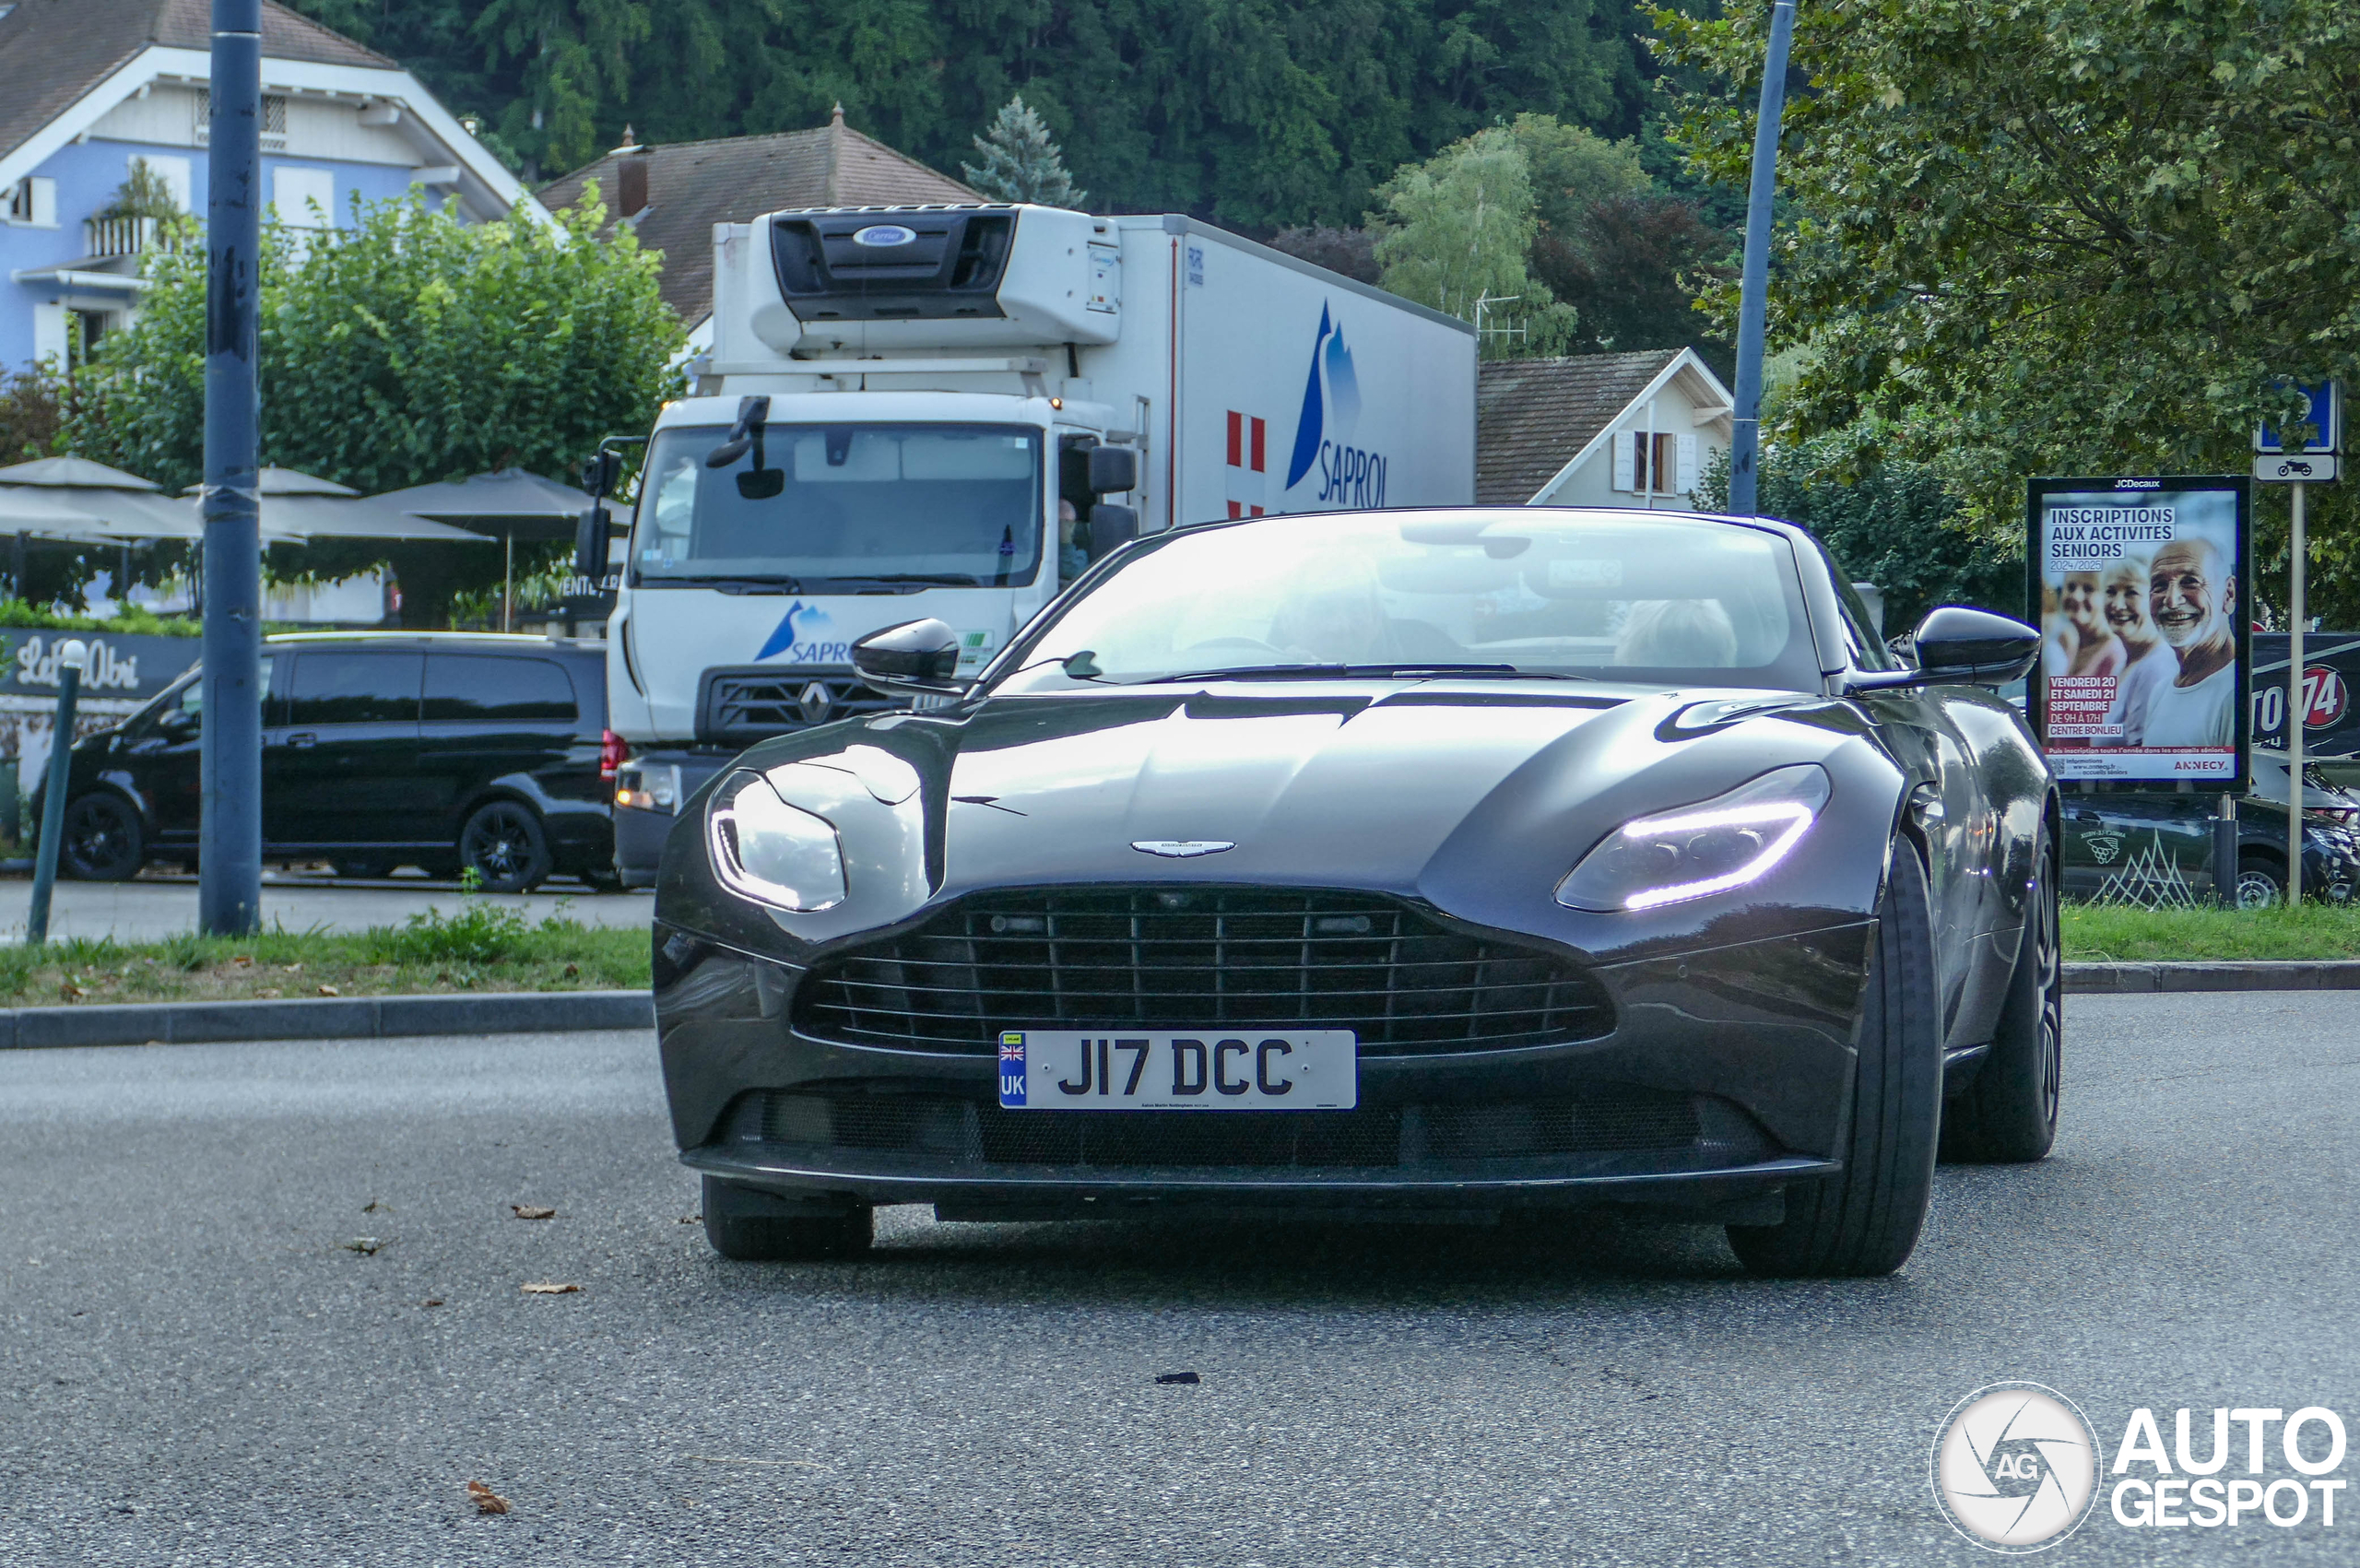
[585,202,1478,885]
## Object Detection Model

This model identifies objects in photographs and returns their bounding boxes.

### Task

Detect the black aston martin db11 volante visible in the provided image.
[651,508,2057,1277]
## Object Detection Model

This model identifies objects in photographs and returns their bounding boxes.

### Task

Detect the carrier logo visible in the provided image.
[1283,302,1386,509]
[852,224,916,247]
[756,601,855,663]
[1932,1384,2101,1551]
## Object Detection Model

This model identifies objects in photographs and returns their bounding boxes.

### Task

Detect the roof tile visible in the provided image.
[1476,350,1680,504]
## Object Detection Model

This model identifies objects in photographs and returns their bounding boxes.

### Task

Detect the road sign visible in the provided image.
[2256,452,2341,483]
[2257,379,2342,455]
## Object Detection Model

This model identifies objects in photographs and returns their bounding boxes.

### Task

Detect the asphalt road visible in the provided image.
[0,870,652,941]
[2,993,2354,1565]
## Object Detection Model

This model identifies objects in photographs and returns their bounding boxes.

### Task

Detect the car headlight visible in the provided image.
[1556,764,1832,913]
[615,761,682,814]
[706,771,846,912]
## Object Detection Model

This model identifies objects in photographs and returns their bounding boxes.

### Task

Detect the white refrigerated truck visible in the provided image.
[594,202,1476,884]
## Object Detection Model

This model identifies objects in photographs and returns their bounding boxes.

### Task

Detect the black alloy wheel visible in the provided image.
[458,799,552,893]
[1727,838,1942,1278]
[702,1175,874,1261]
[60,793,146,881]
[1941,829,2062,1162]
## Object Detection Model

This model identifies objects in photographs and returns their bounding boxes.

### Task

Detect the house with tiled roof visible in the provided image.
[1478,348,1734,507]
[0,0,535,371]
[537,108,977,358]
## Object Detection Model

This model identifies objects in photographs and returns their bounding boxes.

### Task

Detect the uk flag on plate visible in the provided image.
[998,1032,1027,1107]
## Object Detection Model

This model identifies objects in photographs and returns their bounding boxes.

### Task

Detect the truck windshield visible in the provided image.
[632,422,1044,588]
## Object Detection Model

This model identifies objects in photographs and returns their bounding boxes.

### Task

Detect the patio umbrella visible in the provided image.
[379,468,595,631]
[174,468,495,544]
[0,456,203,604]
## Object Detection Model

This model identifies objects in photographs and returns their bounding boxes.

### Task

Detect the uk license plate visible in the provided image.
[997,1032,1357,1110]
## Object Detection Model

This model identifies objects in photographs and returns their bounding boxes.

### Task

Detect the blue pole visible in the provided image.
[26,643,85,947]
[200,0,264,936]
[1728,0,1798,518]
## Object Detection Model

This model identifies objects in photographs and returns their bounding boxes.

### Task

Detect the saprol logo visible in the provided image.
[1283,302,1386,508]
[756,600,853,664]
[1932,1384,2101,1552]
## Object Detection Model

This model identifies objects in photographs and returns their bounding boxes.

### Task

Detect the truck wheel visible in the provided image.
[1942,831,2060,1163]
[458,800,551,893]
[60,793,145,881]
[702,1176,873,1262]
[1729,838,1941,1279]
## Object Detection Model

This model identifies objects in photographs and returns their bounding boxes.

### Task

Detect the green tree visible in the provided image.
[1653,0,2360,622]
[1372,127,1578,356]
[66,190,681,625]
[962,95,1087,206]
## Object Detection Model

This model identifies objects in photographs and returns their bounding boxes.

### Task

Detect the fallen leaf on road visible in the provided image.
[317,984,340,996]
[344,1237,383,1256]
[466,1480,510,1515]
[520,1281,580,1294]
[362,1199,387,1214]
[423,1298,443,1307]
[512,1205,557,1220]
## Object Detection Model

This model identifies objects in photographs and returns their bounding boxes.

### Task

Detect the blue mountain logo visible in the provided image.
[1284,302,1362,489]
[758,600,820,661]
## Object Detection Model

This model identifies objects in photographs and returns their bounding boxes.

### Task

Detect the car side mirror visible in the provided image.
[851,619,969,696]
[1910,607,2042,684]
[1087,444,1137,495]
[574,505,611,581]
[1086,503,1138,561]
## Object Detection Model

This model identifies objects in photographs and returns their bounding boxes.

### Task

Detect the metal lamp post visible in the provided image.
[1727,0,1798,518]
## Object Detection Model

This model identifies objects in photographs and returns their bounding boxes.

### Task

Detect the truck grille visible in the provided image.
[698,666,899,746]
[738,1087,1768,1172]
[792,887,1614,1056]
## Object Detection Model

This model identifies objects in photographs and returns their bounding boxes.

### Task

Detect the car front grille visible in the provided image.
[738,1086,1768,1173]
[791,887,1615,1056]
[698,666,900,746]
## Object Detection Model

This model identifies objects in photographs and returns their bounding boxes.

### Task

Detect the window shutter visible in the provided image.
[29,176,56,228]
[30,303,67,366]
[1611,430,1634,491]
[1675,434,1700,494]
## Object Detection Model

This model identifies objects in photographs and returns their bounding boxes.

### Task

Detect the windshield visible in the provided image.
[632,422,1044,589]
[993,512,1822,691]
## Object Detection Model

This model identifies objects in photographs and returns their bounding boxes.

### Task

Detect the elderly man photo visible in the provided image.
[2142,536,2238,749]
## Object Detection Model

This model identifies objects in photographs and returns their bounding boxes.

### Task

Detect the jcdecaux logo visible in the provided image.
[757,601,853,664]
[1930,1384,2351,1551]
[1284,302,1388,509]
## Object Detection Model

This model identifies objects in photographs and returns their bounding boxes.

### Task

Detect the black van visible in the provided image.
[44,633,616,892]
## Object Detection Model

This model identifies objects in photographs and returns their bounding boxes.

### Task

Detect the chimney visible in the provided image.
[618,148,648,218]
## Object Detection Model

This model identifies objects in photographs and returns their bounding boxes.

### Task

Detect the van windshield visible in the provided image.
[632,422,1045,589]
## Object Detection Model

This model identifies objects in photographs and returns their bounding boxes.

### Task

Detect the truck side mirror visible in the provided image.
[581,450,623,498]
[1087,444,1137,494]
[1086,503,1138,561]
[574,505,611,581]
[851,619,968,695]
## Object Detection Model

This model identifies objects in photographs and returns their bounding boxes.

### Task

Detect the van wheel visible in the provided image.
[2236,854,2286,909]
[702,1176,873,1261]
[61,793,145,881]
[458,800,550,892]
[1728,838,1941,1278]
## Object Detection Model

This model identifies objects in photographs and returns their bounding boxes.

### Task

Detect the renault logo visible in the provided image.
[797,681,833,724]
[1132,841,1235,858]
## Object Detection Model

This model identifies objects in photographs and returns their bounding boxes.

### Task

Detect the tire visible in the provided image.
[458,799,551,893]
[1942,829,2061,1162]
[702,1175,873,1262]
[2236,854,2286,910]
[59,792,145,881]
[1729,837,1941,1279]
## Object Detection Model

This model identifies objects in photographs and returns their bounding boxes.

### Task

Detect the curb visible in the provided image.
[2064,961,2360,994]
[0,989,654,1050]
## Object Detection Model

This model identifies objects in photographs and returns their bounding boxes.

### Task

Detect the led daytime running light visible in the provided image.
[706,773,845,912]
[1616,801,1816,911]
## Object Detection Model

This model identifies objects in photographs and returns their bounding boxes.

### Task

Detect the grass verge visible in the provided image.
[0,901,648,1006]
[2063,903,2360,963]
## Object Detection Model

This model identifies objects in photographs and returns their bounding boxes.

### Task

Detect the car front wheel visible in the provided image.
[1728,837,1941,1279]
[458,800,551,893]
[60,793,146,881]
[1942,829,2061,1162]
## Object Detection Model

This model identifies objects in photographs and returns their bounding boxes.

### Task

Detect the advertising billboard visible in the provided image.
[2027,475,2250,788]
